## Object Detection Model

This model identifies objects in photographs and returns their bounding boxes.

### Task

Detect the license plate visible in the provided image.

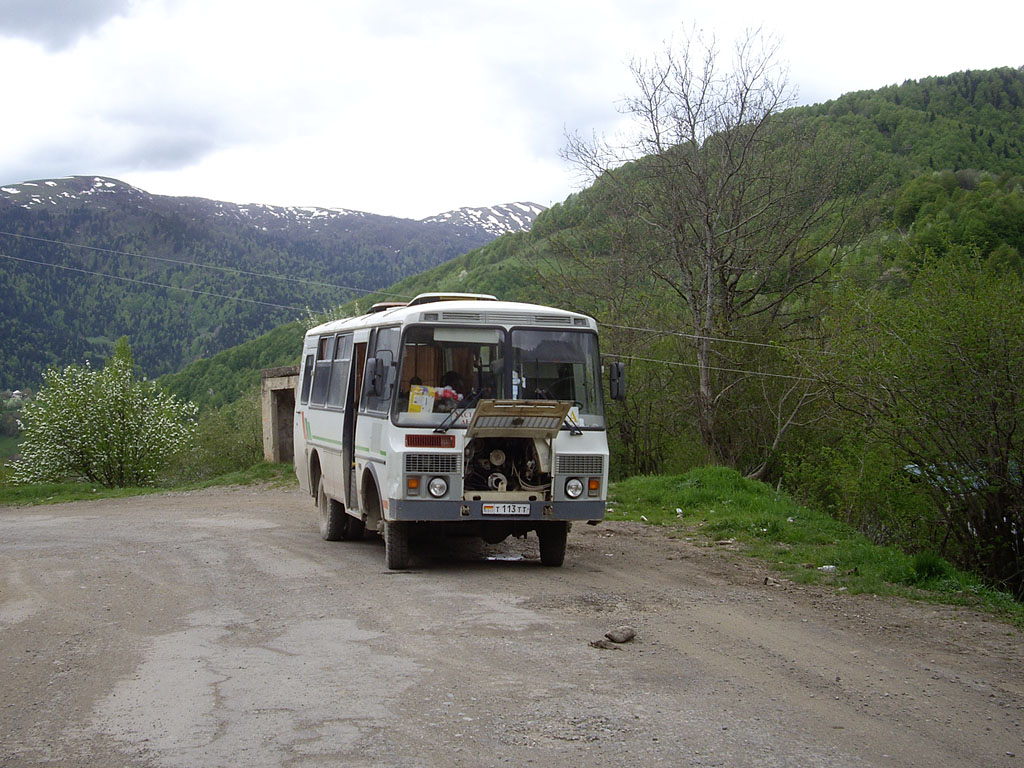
[482,503,531,516]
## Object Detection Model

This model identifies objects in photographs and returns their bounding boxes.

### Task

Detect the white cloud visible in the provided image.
[1,0,1021,219]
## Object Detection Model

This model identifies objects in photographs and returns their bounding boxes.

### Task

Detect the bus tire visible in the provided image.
[538,521,568,567]
[385,520,410,570]
[318,478,345,542]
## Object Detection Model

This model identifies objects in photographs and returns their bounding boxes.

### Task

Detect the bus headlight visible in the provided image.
[428,477,448,498]
[565,478,584,499]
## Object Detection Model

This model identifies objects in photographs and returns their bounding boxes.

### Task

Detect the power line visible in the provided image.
[0,230,821,380]
[598,321,834,356]
[0,252,307,312]
[0,231,834,353]
[0,229,413,301]
[604,352,817,382]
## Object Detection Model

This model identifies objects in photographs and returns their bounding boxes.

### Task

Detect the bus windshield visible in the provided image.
[394,325,605,429]
[511,329,604,427]
[395,326,506,425]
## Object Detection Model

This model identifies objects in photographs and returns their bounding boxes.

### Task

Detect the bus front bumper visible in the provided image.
[386,498,605,522]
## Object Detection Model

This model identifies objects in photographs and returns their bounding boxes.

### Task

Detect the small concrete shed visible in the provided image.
[260,366,299,463]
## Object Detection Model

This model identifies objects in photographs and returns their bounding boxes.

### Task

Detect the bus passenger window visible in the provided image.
[299,354,314,405]
[326,335,352,408]
[309,335,334,407]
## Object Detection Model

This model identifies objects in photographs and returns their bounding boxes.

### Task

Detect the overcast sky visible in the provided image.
[2,0,1021,220]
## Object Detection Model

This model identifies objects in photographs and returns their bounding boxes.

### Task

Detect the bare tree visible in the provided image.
[561,28,857,471]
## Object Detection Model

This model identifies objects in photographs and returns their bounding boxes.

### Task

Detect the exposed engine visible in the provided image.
[464,437,551,498]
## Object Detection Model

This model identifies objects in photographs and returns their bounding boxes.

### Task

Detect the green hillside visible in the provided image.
[800,68,1024,177]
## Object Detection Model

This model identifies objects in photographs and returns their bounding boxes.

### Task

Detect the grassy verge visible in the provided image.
[607,466,1024,626]
[0,462,297,507]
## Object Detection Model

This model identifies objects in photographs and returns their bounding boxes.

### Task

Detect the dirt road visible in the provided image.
[1,485,1022,767]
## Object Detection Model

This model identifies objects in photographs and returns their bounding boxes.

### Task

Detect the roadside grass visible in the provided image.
[180,462,297,490]
[608,466,1024,626]
[0,462,297,507]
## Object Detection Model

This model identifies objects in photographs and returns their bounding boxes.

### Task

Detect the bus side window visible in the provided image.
[326,335,353,409]
[309,335,334,407]
[299,353,314,405]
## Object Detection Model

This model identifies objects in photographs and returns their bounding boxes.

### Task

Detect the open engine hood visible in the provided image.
[464,399,573,439]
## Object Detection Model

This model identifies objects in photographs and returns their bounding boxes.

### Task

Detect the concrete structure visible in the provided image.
[261,366,299,463]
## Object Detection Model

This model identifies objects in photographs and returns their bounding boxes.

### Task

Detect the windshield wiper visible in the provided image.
[434,390,482,433]
[563,409,583,436]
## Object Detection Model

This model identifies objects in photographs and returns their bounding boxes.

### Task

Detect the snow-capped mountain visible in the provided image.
[420,202,547,237]
[0,176,545,237]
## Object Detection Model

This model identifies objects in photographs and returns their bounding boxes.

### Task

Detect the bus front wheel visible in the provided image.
[385,520,410,570]
[538,522,568,567]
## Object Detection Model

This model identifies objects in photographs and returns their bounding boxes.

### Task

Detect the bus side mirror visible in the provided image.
[367,357,386,397]
[608,361,626,401]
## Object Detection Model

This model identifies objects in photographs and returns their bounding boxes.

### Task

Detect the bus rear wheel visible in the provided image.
[318,478,346,542]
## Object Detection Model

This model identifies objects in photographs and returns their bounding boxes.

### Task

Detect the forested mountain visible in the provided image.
[796,67,1024,180]
[0,175,544,389]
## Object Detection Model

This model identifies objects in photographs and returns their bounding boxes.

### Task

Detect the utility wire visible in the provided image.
[0,252,307,312]
[0,230,827,356]
[598,321,835,356]
[604,352,817,382]
[0,231,822,381]
[0,229,414,301]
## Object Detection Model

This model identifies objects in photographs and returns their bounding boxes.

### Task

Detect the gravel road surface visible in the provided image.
[2,485,1022,767]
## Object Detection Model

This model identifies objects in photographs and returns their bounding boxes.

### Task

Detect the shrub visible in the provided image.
[9,339,197,487]
[167,387,263,482]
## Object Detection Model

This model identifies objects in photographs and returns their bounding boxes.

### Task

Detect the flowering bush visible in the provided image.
[10,339,198,487]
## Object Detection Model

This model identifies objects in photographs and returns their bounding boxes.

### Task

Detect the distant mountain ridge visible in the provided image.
[0,175,545,237]
[0,176,545,389]
[420,202,547,237]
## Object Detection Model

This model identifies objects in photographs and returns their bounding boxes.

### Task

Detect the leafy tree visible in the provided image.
[557,28,865,474]
[818,259,1024,597]
[10,338,198,487]
[891,171,1024,272]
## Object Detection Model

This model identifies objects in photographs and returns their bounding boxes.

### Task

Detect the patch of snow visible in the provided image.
[1,187,20,194]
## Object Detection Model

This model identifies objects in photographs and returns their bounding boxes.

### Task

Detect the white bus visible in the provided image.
[293,293,625,569]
